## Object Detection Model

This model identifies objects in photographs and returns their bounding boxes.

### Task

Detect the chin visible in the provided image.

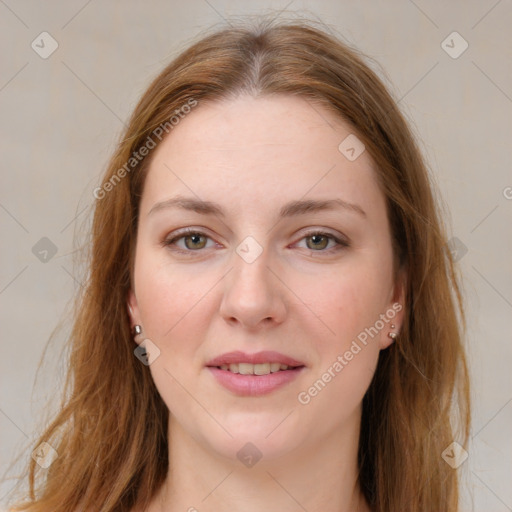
[201,417,305,465]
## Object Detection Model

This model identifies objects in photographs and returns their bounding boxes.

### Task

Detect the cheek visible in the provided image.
[133,254,216,409]
[133,250,211,348]
[299,285,383,416]
[314,263,390,341]
[305,261,390,389]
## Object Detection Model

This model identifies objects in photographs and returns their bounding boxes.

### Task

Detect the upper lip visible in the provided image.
[206,351,305,367]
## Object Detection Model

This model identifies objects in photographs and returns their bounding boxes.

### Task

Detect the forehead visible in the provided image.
[140,94,384,220]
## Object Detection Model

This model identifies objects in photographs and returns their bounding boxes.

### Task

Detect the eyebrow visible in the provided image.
[148,195,366,218]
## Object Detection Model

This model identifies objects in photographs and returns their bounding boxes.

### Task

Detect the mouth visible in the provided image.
[205,350,306,395]
[211,362,304,375]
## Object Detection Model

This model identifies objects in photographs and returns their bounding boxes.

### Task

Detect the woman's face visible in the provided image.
[128,94,404,462]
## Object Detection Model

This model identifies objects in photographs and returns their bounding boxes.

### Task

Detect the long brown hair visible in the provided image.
[7,17,470,512]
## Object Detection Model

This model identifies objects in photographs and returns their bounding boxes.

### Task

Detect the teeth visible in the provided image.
[238,363,254,375]
[255,363,270,375]
[220,363,293,375]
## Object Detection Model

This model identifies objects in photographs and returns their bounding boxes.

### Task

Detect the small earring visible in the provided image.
[388,332,397,339]
[133,325,142,337]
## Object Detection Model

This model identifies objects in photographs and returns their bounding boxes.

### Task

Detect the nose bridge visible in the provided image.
[219,239,286,328]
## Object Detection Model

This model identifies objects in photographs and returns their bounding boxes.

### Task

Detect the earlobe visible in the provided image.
[380,269,407,350]
[381,314,403,350]
[127,289,139,326]
[127,290,145,345]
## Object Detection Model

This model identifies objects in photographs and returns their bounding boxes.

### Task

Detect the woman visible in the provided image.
[9,18,470,512]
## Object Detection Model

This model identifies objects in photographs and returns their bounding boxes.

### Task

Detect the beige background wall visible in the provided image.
[1,1,511,510]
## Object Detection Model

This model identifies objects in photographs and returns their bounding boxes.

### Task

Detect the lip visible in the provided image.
[207,366,306,396]
[205,350,305,368]
[205,351,306,397]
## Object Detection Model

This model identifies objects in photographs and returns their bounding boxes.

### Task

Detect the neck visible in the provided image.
[154,412,370,512]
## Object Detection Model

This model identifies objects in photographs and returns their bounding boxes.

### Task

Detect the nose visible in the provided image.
[219,248,287,331]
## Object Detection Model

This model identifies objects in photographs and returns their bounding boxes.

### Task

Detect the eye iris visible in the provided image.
[307,234,328,250]
[184,233,207,250]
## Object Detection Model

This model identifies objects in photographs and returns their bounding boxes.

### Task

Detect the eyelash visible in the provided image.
[162,228,349,256]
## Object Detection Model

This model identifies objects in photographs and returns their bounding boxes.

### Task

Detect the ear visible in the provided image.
[379,267,407,350]
[127,289,140,328]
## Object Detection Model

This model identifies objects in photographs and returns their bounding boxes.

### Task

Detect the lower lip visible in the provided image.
[206,366,305,396]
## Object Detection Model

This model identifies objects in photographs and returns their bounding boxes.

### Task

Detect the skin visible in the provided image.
[128,94,405,512]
